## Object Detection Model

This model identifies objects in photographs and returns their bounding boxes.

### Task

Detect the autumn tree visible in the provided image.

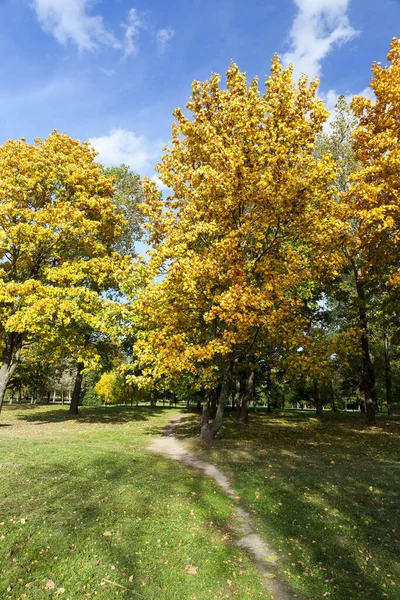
[129,58,345,440]
[338,38,400,423]
[94,369,133,405]
[0,131,130,410]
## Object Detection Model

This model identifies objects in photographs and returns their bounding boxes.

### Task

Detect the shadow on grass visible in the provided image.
[12,405,180,426]
[171,410,400,600]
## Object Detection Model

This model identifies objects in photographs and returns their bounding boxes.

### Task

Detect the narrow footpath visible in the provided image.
[150,414,301,600]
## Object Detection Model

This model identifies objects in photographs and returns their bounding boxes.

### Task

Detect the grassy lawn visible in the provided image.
[0,405,267,600]
[177,409,400,600]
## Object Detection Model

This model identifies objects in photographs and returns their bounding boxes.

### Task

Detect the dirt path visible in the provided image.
[150,414,300,600]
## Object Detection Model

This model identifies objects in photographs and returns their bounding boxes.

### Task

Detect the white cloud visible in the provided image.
[282,0,359,80]
[123,8,144,57]
[156,28,175,53]
[89,128,165,175]
[151,174,170,192]
[320,86,375,131]
[100,68,116,77]
[32,0,121,51]
[32,2,174,57]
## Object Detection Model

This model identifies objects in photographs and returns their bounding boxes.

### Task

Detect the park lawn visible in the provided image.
[177,410,400,600]
[0,405,267,600]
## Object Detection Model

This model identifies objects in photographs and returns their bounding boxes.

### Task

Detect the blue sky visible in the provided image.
[0,0,399,182]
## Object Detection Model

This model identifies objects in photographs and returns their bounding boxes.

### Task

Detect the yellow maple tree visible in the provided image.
[0,131,131,409]
[342,37,400,423]
[130,58,345,440]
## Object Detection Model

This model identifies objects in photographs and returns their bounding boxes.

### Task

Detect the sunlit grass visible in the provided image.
[0,405,267,599]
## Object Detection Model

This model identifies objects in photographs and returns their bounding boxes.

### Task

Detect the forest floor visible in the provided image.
[0,405,267,599]
[175,409,400,600]
[0,406,399,600]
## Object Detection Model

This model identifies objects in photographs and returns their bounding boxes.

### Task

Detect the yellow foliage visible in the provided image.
[95,372,117,404]
[130,58,345,389]
[0,131,130,368]
[347,38,400,284]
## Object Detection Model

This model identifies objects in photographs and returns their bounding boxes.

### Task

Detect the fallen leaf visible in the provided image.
[186,567,198,575]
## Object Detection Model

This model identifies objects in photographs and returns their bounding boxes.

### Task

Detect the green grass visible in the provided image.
[177,409,400,600]
[0,405,267,600]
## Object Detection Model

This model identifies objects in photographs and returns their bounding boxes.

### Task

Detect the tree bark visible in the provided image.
[354,272,377,425]
[0,334,22,413]
[314,380,323,417]
[384,327,394,416]
[209,388,217,418]
[234,376,241,421]
[0,375,9,412]
[201,389,211,428]
[200,360,233,441]
[330,380,336,412]
[69,362,84,415]
[237,367,254,425]
[266,363,272,413]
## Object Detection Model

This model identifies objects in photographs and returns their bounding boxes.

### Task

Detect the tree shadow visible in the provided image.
[13,405,176,425]
[171,410,400,599]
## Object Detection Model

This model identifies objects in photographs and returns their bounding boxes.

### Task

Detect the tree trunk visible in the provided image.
[150,391,156,408]
[314,380,323,417]
[384,327,394,416]
[0,362,16,410]
[200,361,233,441]
[234,376,241,421]
[210,388,217,418]
[69,362,84,415]
[0,374,9,413]
[364,387,376,425]
[0,334,23,413]
[354,274,377,424]
[266,363,272,413]
[237,367,254,425]
[201,389,211,429]
[330,380,336,412]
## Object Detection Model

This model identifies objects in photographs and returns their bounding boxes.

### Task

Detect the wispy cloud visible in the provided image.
[282,0,359,80]
[123,8,145,57]
[89,128,165,176]
[31,1,174,57]
[156,28,175,53]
